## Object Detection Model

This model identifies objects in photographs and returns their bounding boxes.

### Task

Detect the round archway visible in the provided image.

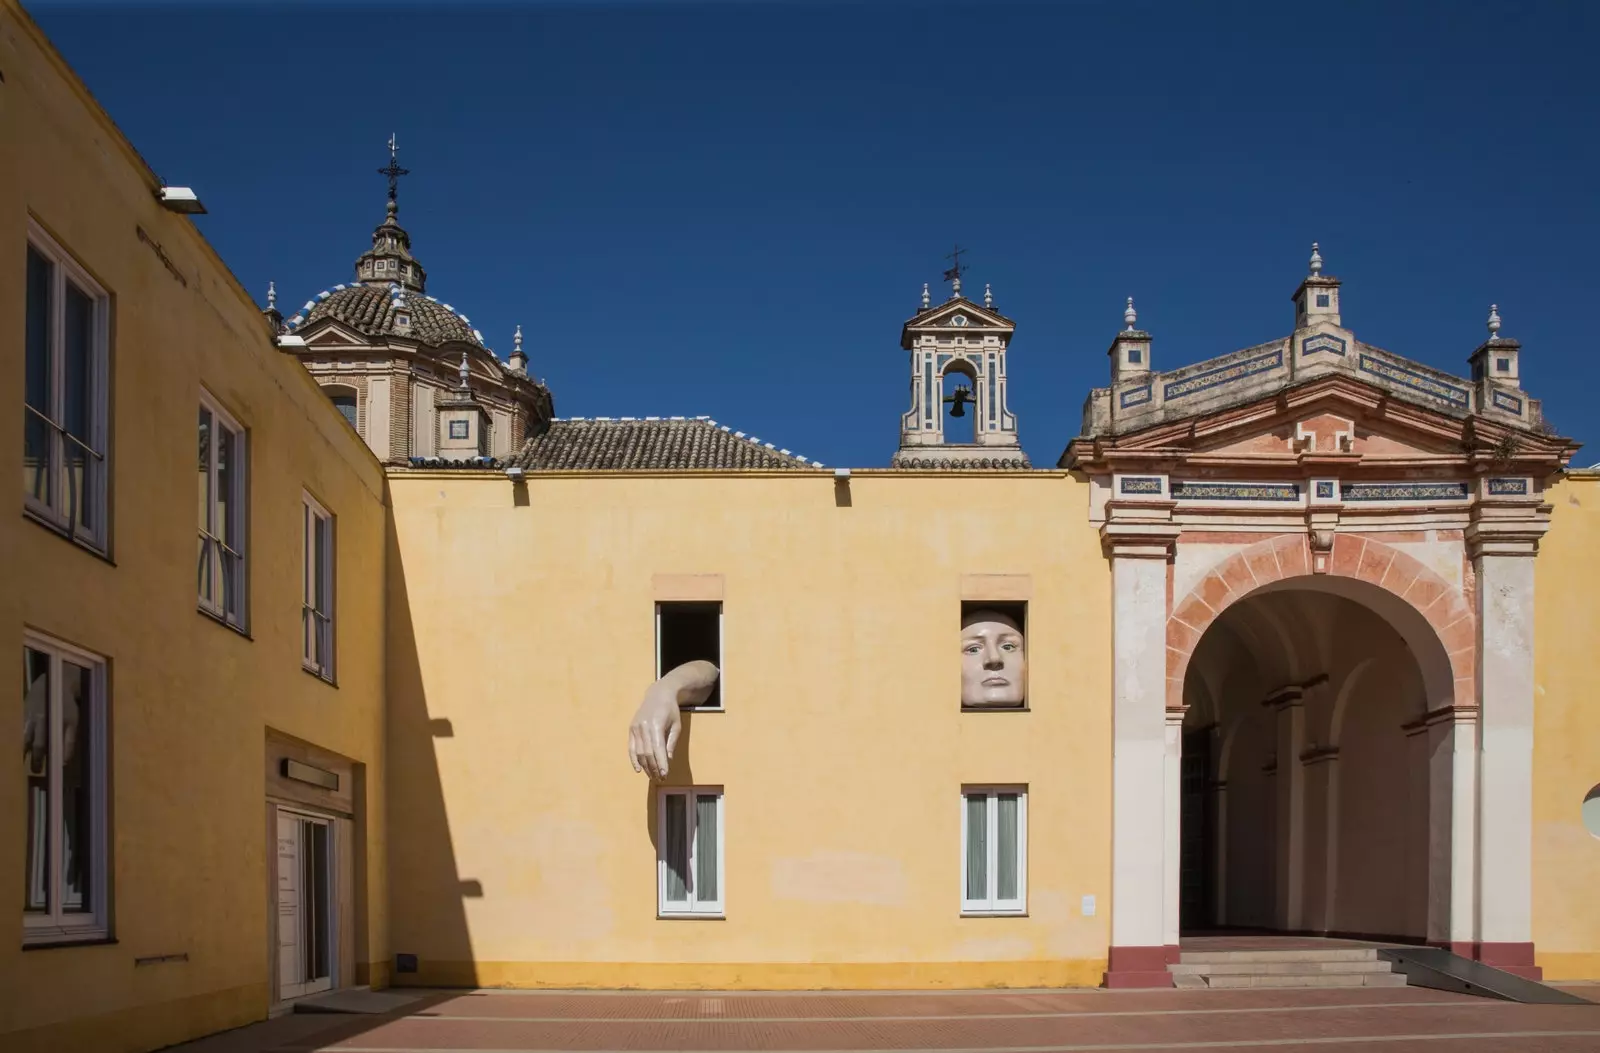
[1170,534,1473,943]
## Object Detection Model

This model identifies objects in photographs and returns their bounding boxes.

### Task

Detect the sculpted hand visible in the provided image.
[628,660,718,779]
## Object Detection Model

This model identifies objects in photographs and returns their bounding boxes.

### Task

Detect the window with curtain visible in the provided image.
[961,786,1026,914]
[22,632,109,944]
[24,224,110,552]
[658,788,723,916]
[302,493,335,680]
[198,392,248,629]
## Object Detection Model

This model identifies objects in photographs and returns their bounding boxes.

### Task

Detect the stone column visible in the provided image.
[1212,780,1229,926]
[1163,710,1184,956]
[1103,516,1180,988]
[1470,538,1540,977]
[1270,687,1307,932]
[1299,747,1339,934]
[1446,711,1479,955]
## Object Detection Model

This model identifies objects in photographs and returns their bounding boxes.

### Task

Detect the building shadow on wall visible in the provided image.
[383,499,481,988]
[643,719,698,863]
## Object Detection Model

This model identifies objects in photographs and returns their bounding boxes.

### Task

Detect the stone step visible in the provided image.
[1199,971,1409,990]
[1179,948,1381,965]
[1170,959,1395,976]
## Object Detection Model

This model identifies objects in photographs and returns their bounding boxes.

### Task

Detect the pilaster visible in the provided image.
[1468,510,1544,979]
[1104,516,1181,989]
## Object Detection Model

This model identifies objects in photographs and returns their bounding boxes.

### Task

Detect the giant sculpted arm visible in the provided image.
[628,660,718,778]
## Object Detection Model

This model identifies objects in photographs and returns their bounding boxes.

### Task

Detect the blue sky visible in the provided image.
[30,0,1600,467]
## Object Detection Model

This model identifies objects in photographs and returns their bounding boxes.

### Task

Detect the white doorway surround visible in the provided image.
[276,809,336,1001]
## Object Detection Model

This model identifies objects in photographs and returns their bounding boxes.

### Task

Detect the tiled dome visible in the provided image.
[294,284,482,347]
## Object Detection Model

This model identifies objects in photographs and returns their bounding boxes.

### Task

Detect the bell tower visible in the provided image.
[891,247,1028,469]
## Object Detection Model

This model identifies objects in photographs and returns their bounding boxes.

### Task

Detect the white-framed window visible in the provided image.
[961,786,1027,915]
[302,493,335,681]
[198,391,247,629]
[24,222,110,552]
[655,601,722,710]
[658,787,723,917]
[22,631,110,944]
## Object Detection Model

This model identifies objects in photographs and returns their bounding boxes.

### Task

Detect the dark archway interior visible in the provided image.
[1180,583,1438,941]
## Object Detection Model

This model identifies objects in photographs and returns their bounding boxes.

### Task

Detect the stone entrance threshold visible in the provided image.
[159,984,1600,1053]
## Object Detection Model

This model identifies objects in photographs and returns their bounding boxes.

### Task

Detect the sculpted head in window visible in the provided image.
[961,608,1026,708]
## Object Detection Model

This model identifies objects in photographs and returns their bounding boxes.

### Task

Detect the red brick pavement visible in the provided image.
[225,985,1600,1053]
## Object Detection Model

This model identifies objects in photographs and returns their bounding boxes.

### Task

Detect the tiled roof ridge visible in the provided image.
[542,415,824,467]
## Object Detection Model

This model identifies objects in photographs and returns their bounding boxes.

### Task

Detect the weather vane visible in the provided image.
[942,243,968,295]
[378,133,410,206]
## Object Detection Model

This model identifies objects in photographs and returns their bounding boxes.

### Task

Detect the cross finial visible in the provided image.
[984,283,993,309]
[921,282,930,310]
[1309,241,1323,276]
[1487,303,1502,340]
[942,243,967,297]
[378,133,410,215]
[458,351,470,389]
[1124,296,1137,331]
[266,281,276,310]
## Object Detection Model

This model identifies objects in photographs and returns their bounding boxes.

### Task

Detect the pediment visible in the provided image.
[1065,374,1574,472]
[301,321,370,349]
[904,297,1014,332]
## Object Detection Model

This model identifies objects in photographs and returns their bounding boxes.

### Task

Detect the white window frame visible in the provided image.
[198,390,248,629]
[960,785,1027,916]
[22,630,110,945]
[302,493,335,681]
[24,221,111,553]
[654,601,724,711]
[657,787,724,917]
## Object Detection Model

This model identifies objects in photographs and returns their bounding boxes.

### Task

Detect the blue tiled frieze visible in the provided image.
[1120,384,1153,408]
[1357,354,1470,409]
[1301,333,1348,357]
[1343,481,1470,502]
[1119,476,1164,495]
[1171,481,1300,502]
[1163,348,1285,402]
[1492,390,1525,414]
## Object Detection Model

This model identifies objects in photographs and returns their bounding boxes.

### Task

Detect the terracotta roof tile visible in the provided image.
[508,418,823,471]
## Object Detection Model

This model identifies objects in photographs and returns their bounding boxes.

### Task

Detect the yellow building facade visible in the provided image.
[4,2,1600,1051]
[2,5,389,1051]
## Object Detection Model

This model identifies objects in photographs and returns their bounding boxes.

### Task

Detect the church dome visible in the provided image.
[297,284,483,347]
[283,137,485,350]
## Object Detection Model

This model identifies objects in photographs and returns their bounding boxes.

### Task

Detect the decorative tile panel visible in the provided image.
[1343,481,1470,502]
[1357,354,1470,409]
[1119,476,1164,495]
[1171,481,1300,502]
[1163,348,1284,402]
[1120,384,1153,408]
[1301,333,1348,357]
[1315,481,1337,500]
[1492,390,1525,414]
[1488,477,1530,496]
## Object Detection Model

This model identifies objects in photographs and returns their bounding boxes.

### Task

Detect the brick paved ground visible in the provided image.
[167,983,1600,1053]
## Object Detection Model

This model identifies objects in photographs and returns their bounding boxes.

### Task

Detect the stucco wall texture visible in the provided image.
[0,5,390,1050]
[384,472,1114,989]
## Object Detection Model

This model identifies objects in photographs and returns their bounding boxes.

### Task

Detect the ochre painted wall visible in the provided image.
[1532,473,1600,981]
[0,4,390,1049]
[386,470,1113,989]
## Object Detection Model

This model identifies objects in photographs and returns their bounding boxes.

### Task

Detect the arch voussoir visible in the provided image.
[1165,531,1476,712]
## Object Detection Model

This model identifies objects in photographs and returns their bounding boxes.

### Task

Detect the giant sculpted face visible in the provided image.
[960,608,1026,707]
